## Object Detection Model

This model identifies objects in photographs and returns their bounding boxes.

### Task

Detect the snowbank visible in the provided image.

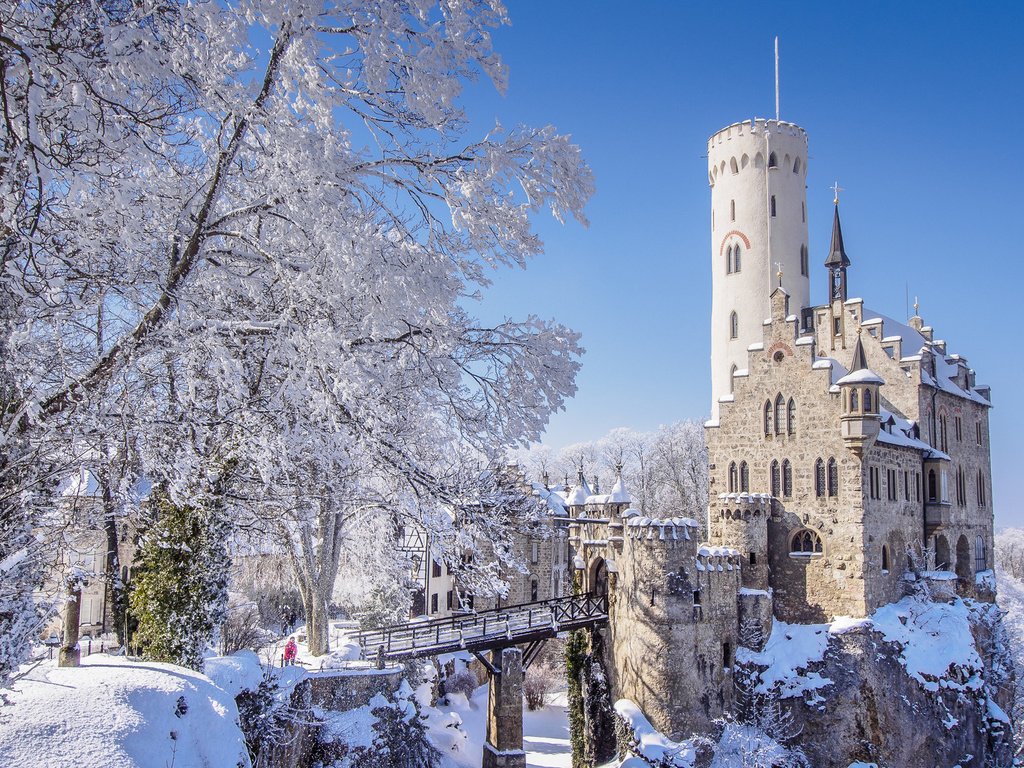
[0,655,250,768]
[614,699,698,767]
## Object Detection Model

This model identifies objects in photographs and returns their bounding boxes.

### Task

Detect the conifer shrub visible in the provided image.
[128,492,230,670]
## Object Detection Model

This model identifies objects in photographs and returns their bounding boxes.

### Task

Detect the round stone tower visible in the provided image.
[708,119,810,419]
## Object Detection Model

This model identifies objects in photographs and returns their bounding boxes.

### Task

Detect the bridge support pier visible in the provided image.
[482,647,526,768]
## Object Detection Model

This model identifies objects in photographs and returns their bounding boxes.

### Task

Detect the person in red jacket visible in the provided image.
[283,637,298,666]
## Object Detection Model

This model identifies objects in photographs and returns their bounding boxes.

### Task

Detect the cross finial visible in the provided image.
[831,181,844,205]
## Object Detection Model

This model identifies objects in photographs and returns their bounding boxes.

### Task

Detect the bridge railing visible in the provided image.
[353,592,608,659]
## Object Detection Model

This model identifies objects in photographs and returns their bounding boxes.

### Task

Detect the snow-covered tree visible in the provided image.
[128,492,231,670]
[1,0,592,670]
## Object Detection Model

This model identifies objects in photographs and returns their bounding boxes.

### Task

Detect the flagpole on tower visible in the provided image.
[774,36,780,122]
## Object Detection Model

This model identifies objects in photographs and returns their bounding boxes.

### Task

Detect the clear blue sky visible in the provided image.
[462,1,1024,525]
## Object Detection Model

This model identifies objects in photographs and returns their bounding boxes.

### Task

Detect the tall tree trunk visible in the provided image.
[101,478,127,644]
[58,575,82,667]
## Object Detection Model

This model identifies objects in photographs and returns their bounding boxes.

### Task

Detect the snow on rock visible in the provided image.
[871,597,984,693]
[709,723,790,768]
[0,655,250,767]
[614,699,698,767]
[736,619,835,698]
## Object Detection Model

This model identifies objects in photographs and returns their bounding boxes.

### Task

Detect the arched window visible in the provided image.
[726,245,733,274]
[730,199,736,220]
[763,401,772,436]
[728,462,738,493]
[814,459,825,498]
[733,243,741,272]
[730,311,738,339]
[730,157,738,174]
[977,469,987,506]
[850,388,859,411]
[770,460,781,498]
[827,458,839,497]
[782,459,793,498]
[768,151,778,168]
[793,156,802,174]
[975,536,987,572]
[863,388,873,413]
[881,545,890,573]
[787,398,796,435]
[740,461,750,492]
[790,529,822,555]
[774,394,785,435]
[729,364,737,394]
[800,245,808,276]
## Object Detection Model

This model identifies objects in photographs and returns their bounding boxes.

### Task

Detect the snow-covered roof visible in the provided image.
[609,475,631,504]
[835,368,884,386]
[861,307,990,406]
[874,407,950,460]
[566,478,591,506]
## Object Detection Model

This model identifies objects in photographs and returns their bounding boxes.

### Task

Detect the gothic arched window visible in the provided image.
[768,151,778,168]
[863,388,873,413]
[782,459,793,498]
[763,401,772,436]
[771,460,781,498]
[787,398,796,435]
[790,529,822,555]
[733,243,741,272]
[827,458,839,497]
[730,311,739,339]
[976,536,987,572]
[728,462,738,493]
[726,245,733,274]
[774,394,785,435]
[850,388,859,412]
[814,459,825,498]
[729,364,737,394]
[740,461,750,493]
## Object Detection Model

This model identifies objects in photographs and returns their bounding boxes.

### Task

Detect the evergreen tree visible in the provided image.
[128,493,230,670]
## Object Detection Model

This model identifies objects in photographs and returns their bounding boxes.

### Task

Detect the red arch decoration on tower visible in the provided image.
[719,230,752,256]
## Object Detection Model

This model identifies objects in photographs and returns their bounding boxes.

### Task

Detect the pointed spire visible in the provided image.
[824,203,850,268]
[849,328,868,371]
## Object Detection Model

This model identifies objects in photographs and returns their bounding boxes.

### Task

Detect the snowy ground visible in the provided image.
[0,654,251,767]
[433,684,572,768]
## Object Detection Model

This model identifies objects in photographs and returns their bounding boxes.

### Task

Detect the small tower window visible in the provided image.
[793,156,802,174]
[763,401,772,437]
[723,641,732,669]
[728,462,738,493]
[749,552,757,566]
[730,311,738,339]
[881,545,890,573]
[849,389,859,412]
[740,461,750,493]
[827,458,839,497]
[768,151,778,168]
[787,398,796,435]
[770,460,781,498]
[928,470,937,502]
[782,459,793,498]
[770,195,777,217]
[726,245,733,274]
[730,157,738,174]
[730,199,736,221]
[800,245,808,276]
[976,536,987,572]
[863,388,873,413]
[729,364,737,394]
[733,243,741,272]
[774,394,785,435]
[814,458,825,498]
[802,201,806,222]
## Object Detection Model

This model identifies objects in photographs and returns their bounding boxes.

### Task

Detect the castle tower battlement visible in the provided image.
[709,119,810,420]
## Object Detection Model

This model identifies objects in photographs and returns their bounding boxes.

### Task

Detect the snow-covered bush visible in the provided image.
[220,600,270,657]
[524,660,562,710]
[443,669,479,700]
[235,668,294,766]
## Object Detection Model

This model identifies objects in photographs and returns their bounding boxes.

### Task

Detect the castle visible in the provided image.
[561,116,996,740]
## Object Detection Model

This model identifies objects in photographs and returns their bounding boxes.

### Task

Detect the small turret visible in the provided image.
[837,332,883,457]
[825,199,850,303]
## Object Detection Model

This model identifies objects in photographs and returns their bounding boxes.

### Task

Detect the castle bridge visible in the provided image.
[353,593,608,768]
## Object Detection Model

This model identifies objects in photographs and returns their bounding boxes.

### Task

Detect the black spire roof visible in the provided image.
[824,203,851,268]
